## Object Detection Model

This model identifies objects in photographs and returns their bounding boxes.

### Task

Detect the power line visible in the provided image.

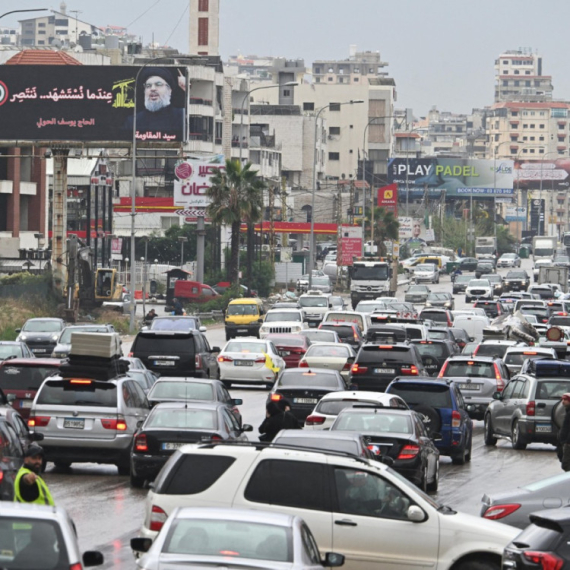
[163,1,189,48]
[126,0,163,29]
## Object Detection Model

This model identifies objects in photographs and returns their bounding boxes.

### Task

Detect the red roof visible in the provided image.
[5,50,82,65]
[492,102,570,110]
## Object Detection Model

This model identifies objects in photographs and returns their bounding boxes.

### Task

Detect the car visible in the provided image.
[452,308,487,318]
[387,302,419,319]
[473,340,526,359]
[299,291,332,327]
[452,314,490,343]
[269,368,348,421]
[465,279,493,303]
[130,402,252,487]
[329,295,346,310]
[404,284,431,304]
[462,342,479,356]
[419,308,453,327]
[0,405,43,453]
[548,314,570,335]
[299,343,356,383]
[218,338,285,389]
[425,293,454,310]
[297,271,327,292]
[452,274,473,295]
[15,317,66,356]
[0,358,62,419]
[355,300,387,314]
[386,377,473,464]
[502,509,570,568]
[350,342,426,391]
[137,443,519,568]
[533,259,553,282]
[51,324,117,359]
[438,355,511,420]
[130,329,220,379]
[298,329,341,344]
[504,270,531,292]
[304,390,409,430]
[310,275,333,294]
[330,407,440,491]
[475,261,495,277]
[459,257,479,272]
[450,327,471,350]
[132,507,344,570]
[0,415,25,500]
[413,264,439,284]
[266,334,312,368]
[497,253,521,268]
[318,322,364,350]
[502,347,559,376]
[485,274,504,297]
[426,327,457,345]
[0,341,34,360]
[528,284,557,301]
[411,340,459,376]
[149,315,206,333]
[553,254,570,267]
[260,309,308,338]
[122,356,147,370]
[520,304,550,324]
[485,359,570,450]
[473,300,504,319]
[321,310,368,337]
[0,503,104,568]
[28,375,150,473]
[127,368,159,394]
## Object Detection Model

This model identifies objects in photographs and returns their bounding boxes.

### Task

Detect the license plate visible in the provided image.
[279,351,291,357]
[374,368,396,374]
[20,400,33,409]
[154,361,175,366]
[63,418,84,429]
[459,383,481,391]
[162,442,186,450]
[237,329,248,333]
[32,349,46,353]
[536,424,552,433]
[294,398,317,404]
[234,360,254,366]
[426,365,438,370]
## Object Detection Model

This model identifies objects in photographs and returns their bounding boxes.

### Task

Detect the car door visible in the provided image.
[201,335,218,377]
[9,411,32,450]
[492,380,518,435]
[122,381,148,432]
[413,414,438,480]
[330,466,439,569]
[0,421,24,500]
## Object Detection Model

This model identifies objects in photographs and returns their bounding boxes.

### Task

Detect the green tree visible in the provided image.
[244,177,266,291]
[367,207,399,256]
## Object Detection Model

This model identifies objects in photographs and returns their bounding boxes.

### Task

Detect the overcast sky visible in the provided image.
[4,0,570,116]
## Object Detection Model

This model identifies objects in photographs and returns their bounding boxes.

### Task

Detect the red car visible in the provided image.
[265,334,311,368]
[0,358,62,419]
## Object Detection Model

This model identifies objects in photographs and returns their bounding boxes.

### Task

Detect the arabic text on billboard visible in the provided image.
[173,155,225,208]
[0,65,188,142]
[515,159,570,191]
[339,225,363,266]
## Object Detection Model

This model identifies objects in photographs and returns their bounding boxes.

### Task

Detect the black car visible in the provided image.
[330,407,440,492]
[452,275,472,295]
[459,257,478,272]
[0,416,25,501]
[520,305,550,324]
[475,261,495,277]
[130,330,220,378]
[269,368,347,420]
[504,270,530,292]
[318,322,363,350]
[450,327,471,350]
[503,509,570,569]
[350,343,426,391]
[0,406,42,453]
[411,340,458,376]
[425,293,454,310]
[485,274,504,297]
[15,318,66,356]
[473,300,504,319]
[130,401,252,487]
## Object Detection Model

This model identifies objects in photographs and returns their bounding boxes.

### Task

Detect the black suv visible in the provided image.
[473,300,503,319]
[504,270,530,292]
[350,343,426,391]
[130,330,220,378]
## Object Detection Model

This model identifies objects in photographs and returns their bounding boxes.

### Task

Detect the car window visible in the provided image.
[513,380,529,399]
[147,408,217,430]
[413,343,447,358]
[387,383,452,408]
[454,387,465,409]
[536,380,570,400]
[333,412,412,434]
[0,366,58,391]
[357,347,414,364]
[37,380,117,407]
[501,380,517,400]
[0,421,22,457]
[244,459,330,512]
[301,524,321,565]
[130,381,148,408]
[444,361,494,378]
[220,386,231,403]
[279,371,339,388]
[134,335,195,355]
[149,381,214,401]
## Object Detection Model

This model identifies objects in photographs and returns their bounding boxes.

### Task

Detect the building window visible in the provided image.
[314,67,321,74]
[161,217,180,230]
[526,81,531,87]
[315,78,321,83]
[38,22,46,27]
[539,136,545,141]
[510,149,517,154]
[523,149,528,153]
[559,150,565,155]
[301,205,312,223]
[328,152,340,161]
[328,77,333,82]
[198,0,209,11]
[329,103,341,112]
[329,127,341,135]
[303,102,315,111]
[502,80,508,86]
[349,149,353,154]
[338,78,344,83]
[38,30,46,34]
[514,80,520,86]
[54,18,68,26]
[283,90,291,97]
[539,149,545,154]
[198,17,209,46]
[514,70,519,75]
[523,136,528,141]
[350,125,354,129]
[530,136,535,141]
[354,77,359,82]
[530,149,535,153]
[523,124,528,128]
[525,70,531,75]
[494,134,499,141]
[503,60,509,64]
[511,112,518,117]
[530,124,535,128]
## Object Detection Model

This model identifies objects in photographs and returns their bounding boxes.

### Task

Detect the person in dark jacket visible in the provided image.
[558,393,570,471]
[172,298,184,316]
[259,402,300,442]
[276,398,302,429]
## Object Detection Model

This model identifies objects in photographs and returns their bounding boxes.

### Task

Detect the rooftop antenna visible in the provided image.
[70,10,82,45]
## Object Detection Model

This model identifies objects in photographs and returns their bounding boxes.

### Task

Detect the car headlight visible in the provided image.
[425,302,432,307]
[20,335,27,341]
[52,335,59,341]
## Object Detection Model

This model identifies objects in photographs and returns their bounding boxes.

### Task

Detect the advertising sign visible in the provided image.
[530,199,545,235]
[388,158,514,197]
[399,217,433,245]
[0,65,188,142]
[515,159,570,191]
[377,183,398,215]
[505,206,527,222]
[339,225,363,266]
[173,155,225,208]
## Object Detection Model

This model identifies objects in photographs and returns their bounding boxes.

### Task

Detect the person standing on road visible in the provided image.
[172,297,184,316]
[14,445,55,506]
[558,393,570,471]
[259,402,299,442]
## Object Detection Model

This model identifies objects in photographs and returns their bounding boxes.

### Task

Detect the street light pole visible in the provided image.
[0,9,47,20]
[178,236,188,267]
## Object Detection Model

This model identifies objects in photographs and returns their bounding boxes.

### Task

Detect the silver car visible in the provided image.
[51,324,117,358]
[0,503,103,568]
[29,376,149,473]
[132,507,344,569]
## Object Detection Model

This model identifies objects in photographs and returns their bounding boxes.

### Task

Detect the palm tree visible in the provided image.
[207,160,264,285]
[244,177,266,289]
[369,207,399,256]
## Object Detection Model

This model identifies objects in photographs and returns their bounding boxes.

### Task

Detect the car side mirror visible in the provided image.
[141,326,148,331]
[469,337,474,342]
[407,505,426,523]
[136,420,144,429]
[241,424,253,432]
[83,551,104,567]
[323,552,345,567]
[130,538,152,554]
[232,398,243,406]
[199,326,207,333]
[211,346,221,353]
[15,328,21,333]
[492,391,502,400]
[431,432,443,441]
[30,432,44,442]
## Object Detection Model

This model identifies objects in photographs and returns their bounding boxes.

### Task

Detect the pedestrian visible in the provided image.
[145,308,157,322]
[558,393,570,471]
[258,402,292,442]
[14,445,55,506]
[276,398,302,429]
[172,297,184,316]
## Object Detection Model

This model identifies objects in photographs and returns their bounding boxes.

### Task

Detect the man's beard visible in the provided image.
[145,91,171,112]
[27,462,41,474]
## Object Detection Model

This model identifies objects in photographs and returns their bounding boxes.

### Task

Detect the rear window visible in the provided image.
[549,317,570,327]
[36,380,117,407]
[155,453,236,495]
[476,344,509,358]
[225,341,267,353]
[302,331,335,343]
[134,334,195,354]
[265,312,302,322]
[421,311,447,323]
[427,330,449,341]
[0,366,58,391]
[307,345,350,358]
[536,380,570,400]
[414,342,447,358]
[444,361,494,378]
[151,319,198,331]
[325,313,364,329]
[334,412,412,433]
[521,307,548,317]
[404,328,423,340]
[387,383,452,408]
[269,336,306,347]
[357,346,414,364]
[320,325,354,339]
[146,408,217,430]
[279,371,339,388]
[530,289,554,300]
[505,352,550,366]
[274,435,358,456]
[149,382,214,401]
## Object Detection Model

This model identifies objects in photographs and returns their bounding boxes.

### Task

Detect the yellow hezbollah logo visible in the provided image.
[112,78,135,109]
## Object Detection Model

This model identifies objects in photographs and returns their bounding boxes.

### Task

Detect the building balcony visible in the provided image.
[190,97,212,106]
[232,108,249,115]
[232,140,248,148]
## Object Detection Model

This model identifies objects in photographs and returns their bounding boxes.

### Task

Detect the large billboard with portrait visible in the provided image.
[388,158,514,198]
[0,65,188,142]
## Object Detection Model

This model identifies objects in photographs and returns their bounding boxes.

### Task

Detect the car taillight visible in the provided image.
[270,393,283,401]
[493,364,504,391]
[305,415,326,426]
[218,355,233,363]
[28,416,50,428]
[452,410,461,428]
[101,417,127,431]
[149,505,168,532]
[202,434,223,442]
[128,352,133,357]
[526,400,536,416]
[523,551,563,570]
[134,434,148,452]
[69,564,82,570]
[195,354,203,369]
[398,444,420,460]
[0,470,3,483]
[342,361,352,371]
[438,362,448,378]
[483,503,521,520]
[400,365,419,376]
[351,364,368,375]
[254,357,266,363]
[299,360,309,367]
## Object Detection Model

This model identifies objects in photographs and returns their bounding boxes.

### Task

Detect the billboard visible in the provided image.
[515,159,570,191]
[399,217,433,245]
[339,225,363,266]
[173,155,225,208]
[505,206,527,222]
[377,183,398,215]
[0,65,188,142]
[388,158,514,197]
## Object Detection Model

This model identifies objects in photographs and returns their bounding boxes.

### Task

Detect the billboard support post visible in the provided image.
[51,149,70,296]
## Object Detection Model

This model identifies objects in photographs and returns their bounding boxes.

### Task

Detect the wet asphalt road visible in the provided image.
[44,257,563,569]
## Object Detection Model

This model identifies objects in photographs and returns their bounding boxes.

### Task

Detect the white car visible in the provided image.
[355,300,387,314]
[452,308,487,318]
[533,259,553,282]
[304,390,408,430]
[503,346,557,375]
[298,329,341,344]
[413,264,440,284]
[260,309,308,338]
[299,343,356,382]
[217,338,285,389]
[465,279,493,303]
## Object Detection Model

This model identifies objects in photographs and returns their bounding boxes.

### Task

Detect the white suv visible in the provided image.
[259,308,308,338]
[465,279,493,303]
[137,444,518,569]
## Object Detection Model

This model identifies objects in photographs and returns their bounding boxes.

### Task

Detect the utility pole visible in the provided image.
[269,185,275,265]
[349,180,355,226]
[281,176,288,248]
[336,183,343,288]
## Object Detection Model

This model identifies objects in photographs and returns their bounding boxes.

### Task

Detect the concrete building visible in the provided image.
[226,54,306,88]
[0,27,18,46]
[189,0,219,56]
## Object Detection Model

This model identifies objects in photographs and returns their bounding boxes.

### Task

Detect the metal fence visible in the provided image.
[0,282,50,299]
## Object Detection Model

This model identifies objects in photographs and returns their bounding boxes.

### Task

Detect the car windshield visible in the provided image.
[520,307,548,317]
[22,320,61,333]
[0,344,24,359]
[307,345,350,358]
[37,380,117,407]
[333,411,412,433]
[387,383,452,408]
[162,519,292,562]
[507,272,527,279]
[414,342,447,358]
[301,330,336,343]
[265,312,301,322]
[59,326,109,343]
[476,344,510,358]
[455,276,472,284]
[356,302,386,313]
[352,265,389,280]
[149,381,214,401]
[427,294,447,301]
[150,318,198,331]
[486,275,501,283]
[300,297,328,308]
[0,365,57,390]
[146,408,217,430]
[227,304,258,316]
[502,254,516,259]
[443,361,495,378]
[536,381,570,399]
[469,280,490,287]
[313,277,330,286]
[225,341,267,353]
[279,371,339,387]
[427,330,448,340]
[530,289,554,300]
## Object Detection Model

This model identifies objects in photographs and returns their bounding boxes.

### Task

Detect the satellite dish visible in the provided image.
[51,38,62,48]
[73,45,84,53]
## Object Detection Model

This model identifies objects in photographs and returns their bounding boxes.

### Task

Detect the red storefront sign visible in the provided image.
[377,183,398,215]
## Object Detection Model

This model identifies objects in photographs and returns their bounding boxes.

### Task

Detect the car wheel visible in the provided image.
[54,461,71,470]
[511,419,527,450]
[130,472,145,488]
[484,415,497,446]
[426,460,439,493]
[455,557,500,570]
[451,440,468,465]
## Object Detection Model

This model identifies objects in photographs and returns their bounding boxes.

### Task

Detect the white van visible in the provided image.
[322,310,368,336]
[453,315,490,343]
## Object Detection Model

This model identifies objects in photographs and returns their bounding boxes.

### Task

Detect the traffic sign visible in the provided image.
[176,209,207,217]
